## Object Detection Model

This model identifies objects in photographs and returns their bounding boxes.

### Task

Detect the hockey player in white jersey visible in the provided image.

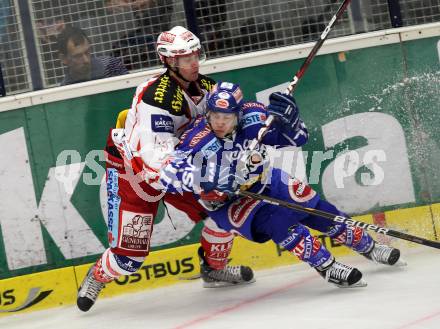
[77,26,254,312]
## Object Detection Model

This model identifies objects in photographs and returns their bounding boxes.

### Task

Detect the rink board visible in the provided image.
[0,203,439,316]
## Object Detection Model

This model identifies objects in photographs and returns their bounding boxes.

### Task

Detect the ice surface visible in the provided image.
[1,247,439,329]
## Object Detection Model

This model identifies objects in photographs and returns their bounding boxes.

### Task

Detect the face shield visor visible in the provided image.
[168,47,206,69]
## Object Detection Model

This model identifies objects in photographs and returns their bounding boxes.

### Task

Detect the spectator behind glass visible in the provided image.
[0,0,11,96]
[0,0,11,43]
[57,26,128,85]
[196,0,233,57]
[236,17,278,53]
[106,0,171,70]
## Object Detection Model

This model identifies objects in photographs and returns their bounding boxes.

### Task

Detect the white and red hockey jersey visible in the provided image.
[113,70,216,186]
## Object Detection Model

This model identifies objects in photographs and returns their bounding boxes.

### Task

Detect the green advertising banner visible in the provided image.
[0,35,439,280]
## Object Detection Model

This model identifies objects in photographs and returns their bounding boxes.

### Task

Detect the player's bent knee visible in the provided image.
[279,225,331,268]
[200,218,234,270]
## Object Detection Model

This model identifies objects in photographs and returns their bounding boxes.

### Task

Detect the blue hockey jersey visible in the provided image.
[161,100,308,196]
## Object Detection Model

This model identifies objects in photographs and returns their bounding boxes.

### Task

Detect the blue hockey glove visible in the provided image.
[267,92,300,130]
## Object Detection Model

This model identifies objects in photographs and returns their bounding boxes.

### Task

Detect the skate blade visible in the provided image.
[203,277,256,288]
[334,278,368,288]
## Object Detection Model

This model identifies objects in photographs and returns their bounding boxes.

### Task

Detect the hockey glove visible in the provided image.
[267,92,300,131]
[199,190,228,202]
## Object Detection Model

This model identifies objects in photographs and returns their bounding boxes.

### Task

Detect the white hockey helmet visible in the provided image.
[156,26,205,65]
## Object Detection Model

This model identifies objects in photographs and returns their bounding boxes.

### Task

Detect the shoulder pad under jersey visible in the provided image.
[240,101,268,129]
[241,101,266,113]
[178,117,221,159]
[141,71,187,116]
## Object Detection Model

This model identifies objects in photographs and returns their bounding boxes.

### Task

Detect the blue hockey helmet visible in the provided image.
[206,82,244,115]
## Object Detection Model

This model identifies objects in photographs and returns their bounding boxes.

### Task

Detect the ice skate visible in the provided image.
[77,263,109,312]
[316,257,367,288]
[198,247,255,288]
[362,242,406,266]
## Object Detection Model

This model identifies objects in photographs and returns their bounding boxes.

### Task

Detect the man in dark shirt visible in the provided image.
[57,26,128,85]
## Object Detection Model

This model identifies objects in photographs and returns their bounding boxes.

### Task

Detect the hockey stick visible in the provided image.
[249,0,353,149]
[283,0,352,96]
[238,189,440,250]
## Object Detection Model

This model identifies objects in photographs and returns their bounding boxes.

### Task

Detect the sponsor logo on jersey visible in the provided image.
[241,112,266,129]
[171,86,184,112]
[288,177,317,203]
[189,126,212,147]
[279,232,298,248]
[228,196,261,228]
[120,212,154,251]
[179,117,204,145]
[290,236,321,265]
[114,254,143,274]
[333,226,363,248]
[326,224,342,238]
[106,168,121,248]
[303,235,313,260]
[242,102,266,111]
[353,227,364,244]
[201,138,221,158]
[151,114,174,133]
[199,77,215,92]
[291,236,306,257]
[154,75,171,104]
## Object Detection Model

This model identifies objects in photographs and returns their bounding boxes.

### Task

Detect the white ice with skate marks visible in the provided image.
[1,247,440,329]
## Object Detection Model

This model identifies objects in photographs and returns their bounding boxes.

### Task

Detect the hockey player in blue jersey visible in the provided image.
[160,81,404,288]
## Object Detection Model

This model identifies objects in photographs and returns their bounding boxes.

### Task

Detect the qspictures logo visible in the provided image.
[0,287,52,313]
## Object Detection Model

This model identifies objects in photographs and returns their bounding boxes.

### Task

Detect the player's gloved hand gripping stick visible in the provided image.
[237,0,440,251]
[247,0,353,152]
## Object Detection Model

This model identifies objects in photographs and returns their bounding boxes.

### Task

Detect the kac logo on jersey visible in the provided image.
[151,115,174,133]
